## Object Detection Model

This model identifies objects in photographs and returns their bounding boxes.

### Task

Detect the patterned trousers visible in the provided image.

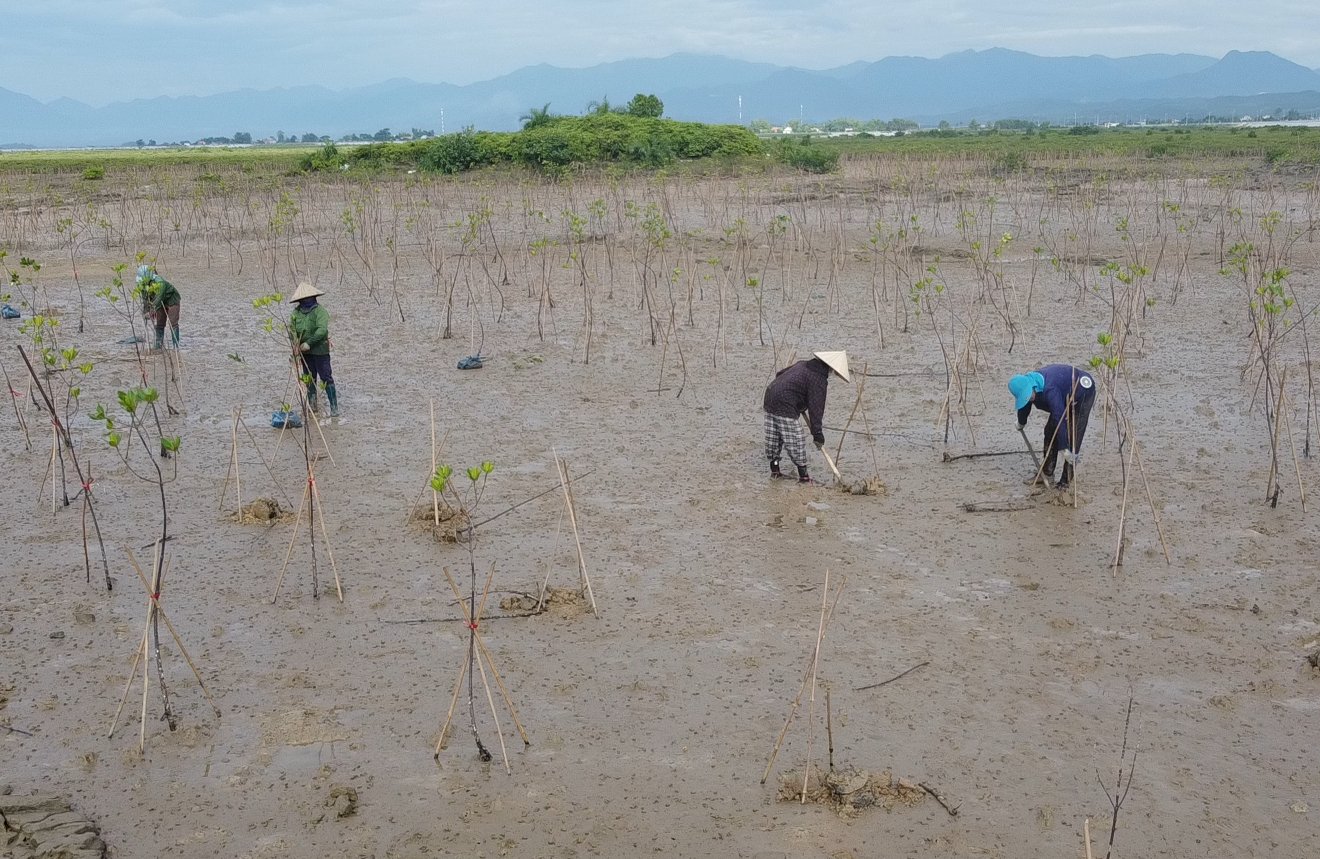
[764,412,808,467]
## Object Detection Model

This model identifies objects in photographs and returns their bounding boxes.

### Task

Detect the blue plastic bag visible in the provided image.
[271,410,303,429]
[457,355,484,370]
[1,304,19,320]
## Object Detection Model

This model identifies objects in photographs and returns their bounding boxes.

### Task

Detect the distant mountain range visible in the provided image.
[5,49,1320,148]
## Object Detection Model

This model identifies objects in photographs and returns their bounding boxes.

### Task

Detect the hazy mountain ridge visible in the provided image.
[4,49,1320,148]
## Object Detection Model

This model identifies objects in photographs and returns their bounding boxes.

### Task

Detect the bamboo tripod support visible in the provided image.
[761,570,848,793]
[434,564,530,773]
[217,404,296,516]
[271,457,343,602]
[108,545,221,750]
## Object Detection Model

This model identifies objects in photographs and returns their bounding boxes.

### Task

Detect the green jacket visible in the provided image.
[290,303,330,355]
[141,276,180,312]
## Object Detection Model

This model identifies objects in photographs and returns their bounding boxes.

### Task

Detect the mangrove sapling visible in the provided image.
[1095,694,1139,859]
[16,345,113,590]
[429,460,532,771]
[54,216,91,333]
[1222,229,1300,504]
[90,385,185,743]
[108,545,221,751]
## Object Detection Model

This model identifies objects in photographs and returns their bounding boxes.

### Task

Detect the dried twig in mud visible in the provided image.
[961,499,1037,513]
[919,782,960,816]
[108,546,220,750]
[941,449,1022,463]
[761,570,847,789]
[855,660,929,692]
[1,724,35,737]
[1096,693,1138,859]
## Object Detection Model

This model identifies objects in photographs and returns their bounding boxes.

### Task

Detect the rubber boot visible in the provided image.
[797,465,816,485]
[770,458,786,479]
[325,383,340,418]
[306,385,318,414]
[152,327,164,350]
[170,325,180,348]
[1056,461,1073,490]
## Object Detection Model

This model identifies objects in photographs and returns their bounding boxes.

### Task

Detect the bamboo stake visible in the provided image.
[237,413,295,510]
[271,478,310,602]
[310,477,343,602]
[108,621,149,737]
[1111,440,1137,576]
[1280,388,1308,512]
[801,568,830,803]
[1130,439,1173,564]
[124,547,221,716]
[434,651,470,758]
[472,646,511,774]
[761,573,847,784]
[553,451,598,616]
[538,505,567,611]
[1084,817,1094,859]
[473,632,531,747]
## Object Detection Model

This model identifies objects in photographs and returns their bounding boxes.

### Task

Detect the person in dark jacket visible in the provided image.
[136,264,181,350]
[1008,364,1096,490]
[763,351,851,483]
[288,281,339,417]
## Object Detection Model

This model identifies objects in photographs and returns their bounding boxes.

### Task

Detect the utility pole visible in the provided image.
[440,108,445,135]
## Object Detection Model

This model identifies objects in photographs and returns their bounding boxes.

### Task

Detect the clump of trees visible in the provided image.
[303,110,767,176]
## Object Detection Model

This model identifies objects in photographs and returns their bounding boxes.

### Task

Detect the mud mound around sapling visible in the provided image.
[499,587,592,617]
[777,764,925,817]
[230,497,296,525]
[409,502,471,543]
[842,475,888,497]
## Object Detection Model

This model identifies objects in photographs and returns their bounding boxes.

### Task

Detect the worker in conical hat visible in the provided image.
[762,351,851,484]
[288,281,340,418]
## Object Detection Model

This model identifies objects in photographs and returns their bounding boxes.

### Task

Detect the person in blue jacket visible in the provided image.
[1008,364,1096,490]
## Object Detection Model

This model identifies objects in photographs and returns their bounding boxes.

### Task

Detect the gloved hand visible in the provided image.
[813,438,825,450]
[1061,450,1077,465]
[300,342,311,352]
[1016,421,1026,431]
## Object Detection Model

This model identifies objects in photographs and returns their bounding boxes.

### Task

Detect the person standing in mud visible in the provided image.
[136,263,181,350]
[288,281,340,418]
[1008,363,1096,490]
[763,351,851,484]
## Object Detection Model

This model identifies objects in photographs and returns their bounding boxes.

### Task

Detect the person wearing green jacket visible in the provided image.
[288,281,339,417]
[136,264,181,349]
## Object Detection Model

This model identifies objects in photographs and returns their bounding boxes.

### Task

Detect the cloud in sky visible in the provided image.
[6,0,1319,105]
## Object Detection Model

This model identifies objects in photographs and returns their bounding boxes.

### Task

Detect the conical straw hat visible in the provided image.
[289,281,325,303]
[813,351,851,382]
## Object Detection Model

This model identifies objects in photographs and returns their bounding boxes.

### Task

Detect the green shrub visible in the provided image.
[420,131,489,174]
[82,165,104,180]
[772,138,839,173]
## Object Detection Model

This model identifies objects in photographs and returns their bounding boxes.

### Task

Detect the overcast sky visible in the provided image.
[6,0,1319,106]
